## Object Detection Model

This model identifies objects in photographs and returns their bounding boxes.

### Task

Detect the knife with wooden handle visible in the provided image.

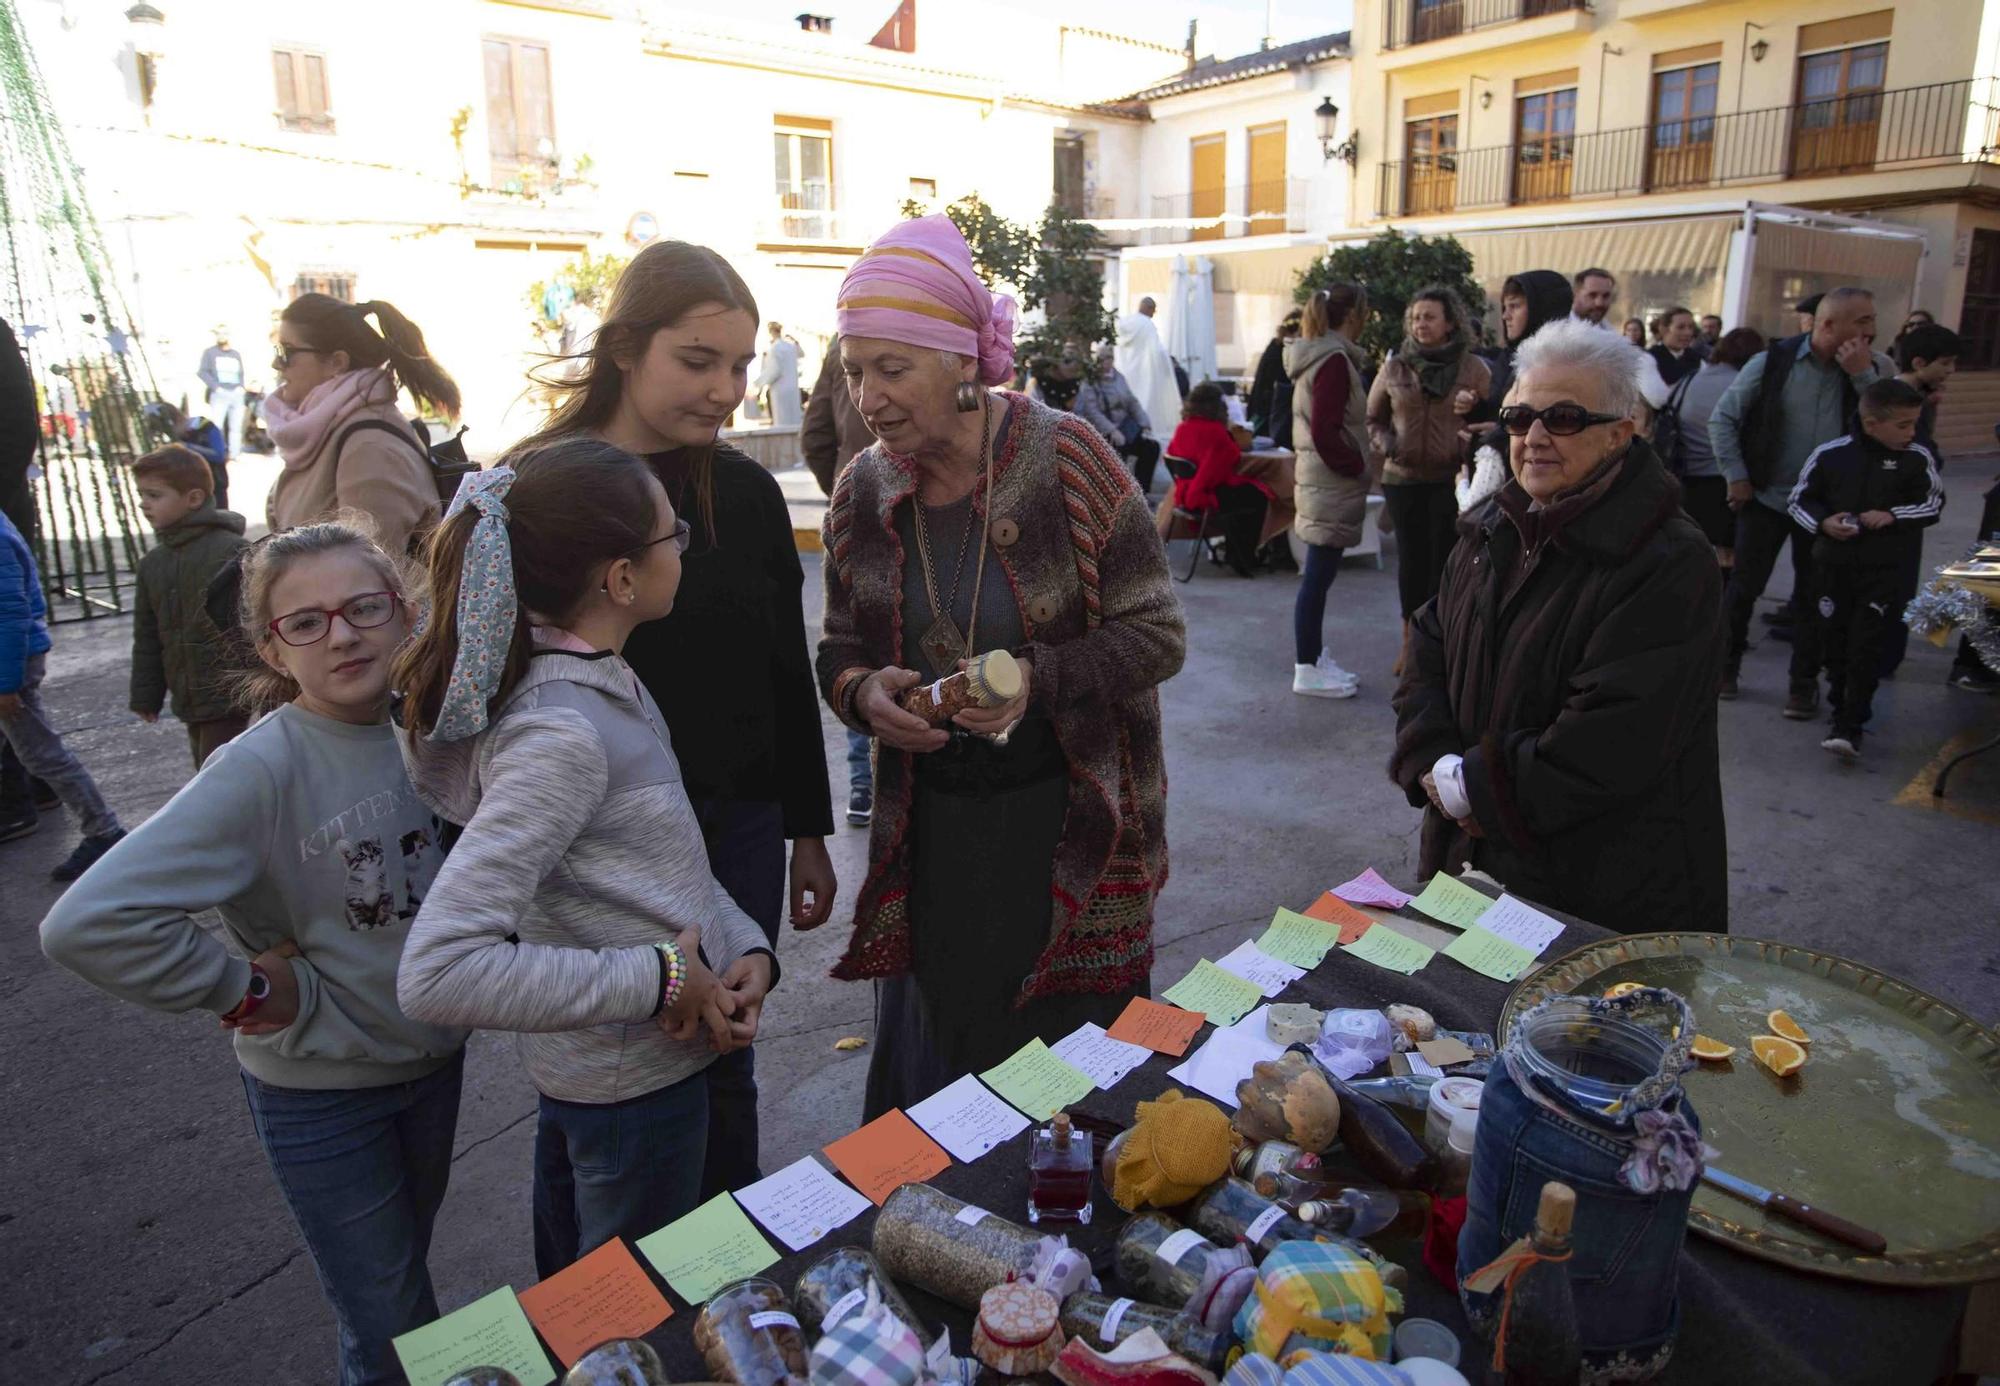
[1701,1166,1887,1255]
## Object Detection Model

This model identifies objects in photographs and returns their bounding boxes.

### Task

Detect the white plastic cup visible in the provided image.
[1424,1076,1484,1153]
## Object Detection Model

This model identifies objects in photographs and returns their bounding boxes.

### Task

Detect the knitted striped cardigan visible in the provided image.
[818,392,1186,1003]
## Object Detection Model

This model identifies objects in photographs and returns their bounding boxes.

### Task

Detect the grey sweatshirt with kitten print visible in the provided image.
[396,647,774,1105]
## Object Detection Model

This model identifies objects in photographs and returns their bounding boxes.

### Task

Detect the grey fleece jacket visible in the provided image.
[395,647,773,1105]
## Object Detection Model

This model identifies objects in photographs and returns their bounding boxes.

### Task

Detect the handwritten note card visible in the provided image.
[1166,1026,1278,1108]
[1332,867,1414,910]
[907,1072,1031,1162]
[824,1109,952,1206]
[1105,996,1208,1056]
[1050,1022,1151,1089]
[1475,894,1566,957]
[516,1239,670,1368]
[1408,873,1494,930]
[734,1156,873,1253]
[980,1039,1097,1122]
[1303,892,1378,944]
[1256,908,1346,969]
[392,1287,554,1386]
[1442,926,1537,982]
[1341,924,1436,974]
[1161,959,1265,1027]
[1215,940,1307,997]
[636,1191,779,1306]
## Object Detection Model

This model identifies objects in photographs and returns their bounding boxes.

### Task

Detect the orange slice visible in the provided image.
[1767,1010,1810,1045]
[1602,981,1646,999]
[1690,1035,1735,1061]
[1751,1034,1807,1077]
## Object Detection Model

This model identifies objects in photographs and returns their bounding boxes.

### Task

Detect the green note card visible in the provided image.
[980,1038,1096,1121]
[1341,924,1436,975]
[636,1191,780,1306]
[1443,925,1537,982]
[392,1286,554,1386]
[1162,959,1264,1027]
[1409,873,1494,930]
[1257,907,1344,969]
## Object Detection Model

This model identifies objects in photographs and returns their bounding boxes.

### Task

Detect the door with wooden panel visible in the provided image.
[1247,123,1287,235]
[1404,115,1458,215]
[1792,42,1887,177]
[1649,62,1719,190]
[1191,133,1226,242]
[1513,88,1576,203]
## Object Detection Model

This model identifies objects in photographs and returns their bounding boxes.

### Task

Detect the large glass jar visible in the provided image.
[793,1246,933,1347]
[873,1183,1044,1311]
[692,1276,809,1386]
[1058,1291,1231,1372]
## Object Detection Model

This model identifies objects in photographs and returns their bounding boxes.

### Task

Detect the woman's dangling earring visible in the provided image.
[955,381,982,413]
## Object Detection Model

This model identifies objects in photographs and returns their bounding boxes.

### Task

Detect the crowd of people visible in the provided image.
[1,216,1993,1382]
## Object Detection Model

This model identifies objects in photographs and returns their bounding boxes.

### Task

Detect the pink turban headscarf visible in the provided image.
[836,214,1017,385]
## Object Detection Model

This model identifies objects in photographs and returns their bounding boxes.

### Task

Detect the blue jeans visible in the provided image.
[1458,1057,1698,1379]
[847,727,873,795]
[241,1051,464,1386]
[0,653,121,837]
[1293,541,1344,664]
[534,1073,709,1278]
[688,796,785,1201]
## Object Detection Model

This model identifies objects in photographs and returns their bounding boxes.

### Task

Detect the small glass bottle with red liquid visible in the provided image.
[1028,1111,1093,1225]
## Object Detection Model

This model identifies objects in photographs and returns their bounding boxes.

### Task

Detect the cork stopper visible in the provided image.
[1052,1111,1072,1149]
[967,649,1022,705]
[1534,1181,1576,1245]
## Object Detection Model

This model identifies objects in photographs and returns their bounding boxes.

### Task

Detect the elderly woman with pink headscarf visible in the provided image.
[818,216,1186,1118]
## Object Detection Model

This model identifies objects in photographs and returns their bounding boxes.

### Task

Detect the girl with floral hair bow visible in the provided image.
[392,438,778,1277]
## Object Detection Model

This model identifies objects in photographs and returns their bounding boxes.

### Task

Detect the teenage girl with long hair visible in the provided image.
[524,241,835,1195]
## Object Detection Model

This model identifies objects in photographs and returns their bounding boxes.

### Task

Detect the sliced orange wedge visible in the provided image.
[1602,981,1646,999]
[1690,1035,1735,1061]
[1767,1009,1810,1045]
[1751,1034,1807,1077]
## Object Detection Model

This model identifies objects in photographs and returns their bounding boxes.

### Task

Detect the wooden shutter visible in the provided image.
[483,39,518,164]
[1191,133,1226,242]
[1247,123,1286,235]
[300,53,328,125]
[273,50,299,126]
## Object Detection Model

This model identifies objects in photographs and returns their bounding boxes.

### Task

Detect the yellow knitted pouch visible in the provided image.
[1112,1088,1235,1211]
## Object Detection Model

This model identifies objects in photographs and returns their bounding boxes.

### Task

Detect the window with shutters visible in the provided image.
[774,117,836,240]
[1190,133,1226,243]
[272,47,332,133]
[1792,41,1888,177]
[291,271,357,303]
[1513,87,1576,203]
[483,36,557,183]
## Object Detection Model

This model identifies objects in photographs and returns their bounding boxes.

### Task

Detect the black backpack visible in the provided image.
[331,416,476,507]
[1650,372,1694,476]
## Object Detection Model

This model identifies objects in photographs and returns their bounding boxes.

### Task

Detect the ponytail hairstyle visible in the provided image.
[236,519,407,712]
[1302,282,1368,342]
[394,437,661,745]
[280,294,463,420]
[526,241,759,540]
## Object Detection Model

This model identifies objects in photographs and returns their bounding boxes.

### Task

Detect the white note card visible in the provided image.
[1166,1024,1280,1108]
[1051,1022,1151,1090]
[732,1156,872,1253]
[907,1073,1031,1162]
[1215,940,1308,998]
[1476,894,1567,958]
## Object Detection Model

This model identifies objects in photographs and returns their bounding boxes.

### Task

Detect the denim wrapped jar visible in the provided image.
[1458,988,1707,1383]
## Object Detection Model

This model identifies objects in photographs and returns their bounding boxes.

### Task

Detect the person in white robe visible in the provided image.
[1115,297,1182,445]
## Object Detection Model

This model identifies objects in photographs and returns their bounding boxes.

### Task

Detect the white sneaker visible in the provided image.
[1821,735,1857,761]
[1315,650,1361,689]
[1294,662,1359,699]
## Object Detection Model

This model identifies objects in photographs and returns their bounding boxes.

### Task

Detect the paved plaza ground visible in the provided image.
[4,465,1996,1383]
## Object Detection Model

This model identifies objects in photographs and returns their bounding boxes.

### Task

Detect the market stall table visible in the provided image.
[623,886,1975,1386]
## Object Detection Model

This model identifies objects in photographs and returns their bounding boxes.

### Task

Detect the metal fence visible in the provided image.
[1382,0,1585,50]
[1377,80,1998,217]
[1146,179,1316,244]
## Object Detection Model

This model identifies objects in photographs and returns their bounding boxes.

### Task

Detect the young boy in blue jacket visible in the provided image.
[1787,379,1945,759]
[0,509,126,877]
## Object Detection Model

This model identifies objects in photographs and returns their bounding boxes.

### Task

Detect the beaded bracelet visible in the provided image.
[657,940,687,1013]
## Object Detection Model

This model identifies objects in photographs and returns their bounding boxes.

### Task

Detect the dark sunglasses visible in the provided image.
[271,346,329,369]
[1497,402,1626,437]
[632,519,691,557]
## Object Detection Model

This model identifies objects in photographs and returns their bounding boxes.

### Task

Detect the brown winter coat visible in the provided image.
[1367,349,1491,486]
[817,392,1185,1003]
[1287,331,1374,549]
[1389,439,1728,934]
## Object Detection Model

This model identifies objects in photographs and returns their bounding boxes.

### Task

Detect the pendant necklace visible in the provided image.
[912,393,994,672]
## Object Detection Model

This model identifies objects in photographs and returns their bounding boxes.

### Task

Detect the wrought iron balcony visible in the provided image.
[1145,179,1317,245]
[1375,80,1998,217]
[1382,0,1588,51]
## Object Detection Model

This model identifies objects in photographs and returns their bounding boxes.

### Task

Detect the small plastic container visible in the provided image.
[1398,1358,1473,1386]
[1393,1317,1463,1367]
[1424,1077,1484,1154]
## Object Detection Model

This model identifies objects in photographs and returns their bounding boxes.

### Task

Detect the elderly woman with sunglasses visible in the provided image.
[1389,320,1728,935]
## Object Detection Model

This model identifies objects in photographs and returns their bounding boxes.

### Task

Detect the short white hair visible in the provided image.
[1511,318,1642,419]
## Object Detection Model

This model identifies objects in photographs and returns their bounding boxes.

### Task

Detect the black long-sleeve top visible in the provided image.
[623,444,834,839]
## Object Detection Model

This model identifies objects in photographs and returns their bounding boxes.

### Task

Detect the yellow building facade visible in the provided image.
[1347,0,2000,363]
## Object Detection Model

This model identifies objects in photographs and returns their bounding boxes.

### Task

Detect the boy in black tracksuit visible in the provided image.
[1787,379,1945,758]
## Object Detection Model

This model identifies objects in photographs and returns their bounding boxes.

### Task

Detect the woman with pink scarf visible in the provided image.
[265,295,462,555]
[818,216,1185,1118]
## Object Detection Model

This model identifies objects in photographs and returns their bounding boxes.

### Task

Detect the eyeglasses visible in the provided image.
[1496,403,1626,437]
[271,346,328,369]
[632,519,691,557]
[267,591,401,646]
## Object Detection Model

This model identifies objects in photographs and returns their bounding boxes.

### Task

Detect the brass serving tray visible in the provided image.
[1499,933,2000,1286]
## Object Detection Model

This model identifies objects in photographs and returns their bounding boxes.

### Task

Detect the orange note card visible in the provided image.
[1105,995,1208,1057]
[517,1238,671,1368]
[1305,891,1376,945]
[823,1108,953,1205]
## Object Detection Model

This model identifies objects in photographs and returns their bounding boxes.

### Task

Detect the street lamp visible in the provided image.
[125,3,165,113]
[1316,97,1358,167]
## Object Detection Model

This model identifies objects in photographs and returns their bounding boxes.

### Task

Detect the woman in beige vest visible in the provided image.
[1286,282,1374,699]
